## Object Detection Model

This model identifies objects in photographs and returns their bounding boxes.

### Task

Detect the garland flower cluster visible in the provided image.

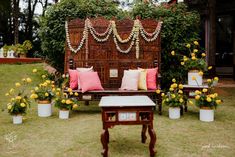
[65,18,163,59]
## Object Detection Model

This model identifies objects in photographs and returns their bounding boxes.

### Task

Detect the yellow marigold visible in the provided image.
[15,82,21,87]
[66,99,72,104]
[198,71,203,76]
[70,92,73,95]
[35,87,39,91]
[191,76,196,81]
[68,88,72,93]
[52,88,55,92]
[193,49,198,53]
[20,103,26,107]
[179,98,184,103]
[16,96,21,100]
[193,41,199,45]
[172,78,176,83]
[30,94,35,99]
[11,98,15,101]
[216,99,222,104]
[161,93,165,97]
[169,88,174,91]
[32,69,37,73]
[171,51,175,56]
[26,78,32,83]
[42,75,46,79]
[171,94,176,98]
[183,56,188,62]
[156,90,161,94]
[195,95,200,100]
[172,83,177,88]
[43,82,48,86]
[202,88,208,93]
[214,93,218,97]
[208,66,212,70]
[210,94,215,99]
[57,88,61,91]
[191,53,195,57]
[7,105,12,110]
[74,92,79,96]
[56,92,60,96]
[181,62,185,65]
[214,77,219,81]
[195,90,201,95]
[61,99,66,103]
[178,90,183,94]
[192,56,196,60]
[5,93,9,96]
[186,43,191,48]
[45,92,49,97]
[46,80,51,84]
[178,84,183,89]
[73,104,78,109]
[207,79,212,83]
[206,97,212,102]
[201,53,206,57]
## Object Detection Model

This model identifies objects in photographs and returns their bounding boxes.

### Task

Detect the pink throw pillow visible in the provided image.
[76,67,94,89]
[68,69,78,89]
[146,68,158,89]
[79,72,103,93]
[120,70,140,90]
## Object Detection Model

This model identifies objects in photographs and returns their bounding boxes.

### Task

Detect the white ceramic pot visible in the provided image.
[38,101,52,117]
[200,109,214,122]
[188,70,202,86]
[13,115,23,124]
[59,110,69,119]
[169,107,180,119]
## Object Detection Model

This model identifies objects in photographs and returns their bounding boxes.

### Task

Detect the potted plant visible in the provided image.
[31,73,54,117]
[5,78,32,124]
[10,40,33,58]
[181,41,207,86]
[194,77,222,122]
[54,88,78,119]
[2,44,9,57]
[157,79,185,119]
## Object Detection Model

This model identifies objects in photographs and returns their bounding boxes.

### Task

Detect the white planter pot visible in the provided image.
[200,109,214,122]
[13,115,23,124]
[59,110,69,119]
[38,101,52,117]
[188,70,202,86]
[169,107,180,119]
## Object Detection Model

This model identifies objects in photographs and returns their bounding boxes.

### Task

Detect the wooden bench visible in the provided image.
[64,17,162,114]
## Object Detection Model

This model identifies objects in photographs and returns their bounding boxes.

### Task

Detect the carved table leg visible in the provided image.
[141,124,147,143]
[148,125,156,157]
[101,129,109,157]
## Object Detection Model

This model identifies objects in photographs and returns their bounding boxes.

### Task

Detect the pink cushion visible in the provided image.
[68,69,78,89]
[79,72,103,93]
[120,70,140,90]
[76,67,94,89]
[146,68,158,89]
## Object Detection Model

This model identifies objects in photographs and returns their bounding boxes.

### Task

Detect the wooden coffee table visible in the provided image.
[99,96,156,157]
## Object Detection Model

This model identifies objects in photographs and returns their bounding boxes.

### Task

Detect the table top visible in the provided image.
[99,96,156,107]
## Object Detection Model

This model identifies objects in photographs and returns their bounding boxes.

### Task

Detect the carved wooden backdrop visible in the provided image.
[65,17,161,88]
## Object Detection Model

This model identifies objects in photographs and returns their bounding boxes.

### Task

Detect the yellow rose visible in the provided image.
[192,76,196,81]
[195,95,200,100]
[179,98,184,103]
[7,105,12,110]
[32,69,37,73]
[198,71,203,76]
[35,87,39,91]
[214,77,219,81]
[74,92,79,96]
[178,90,183,94]
[68,88,72,93]
[73,104,78,109]
[210,94,215,99]
[15,82,21,87]
[183,56,188,62]
[66,99,72,104]
[208,66,212,70]
[201,53,206,57]
[202,88,208,93]
[193,49,198,53]
[156,90,161,94]
[45,93,49,97]
[216,100,222,104]
[181,62,185,65]
[171,51,175,56]
[178,84,183,89]
[193,41,199,45]
[214,93,218,97]
[172,78,176,83]
[30,94,35,99]
[192,56,196,60]
[61,99,66,103]
[195,90,201,95]
[207,79,212,83]
[161,93,165,97]
[26,78,32,83]
[20,103,26,107]
[191,53,195,57]
[169,88,174,91]
[206,97,212,102]
[16,96,21,100]
[186,43,191,48]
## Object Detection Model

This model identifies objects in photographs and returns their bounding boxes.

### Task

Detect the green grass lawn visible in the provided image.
[0,63,235,157]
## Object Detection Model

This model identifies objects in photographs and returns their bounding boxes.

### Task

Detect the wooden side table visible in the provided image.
[182,84,209,115]
[99,96,156,157]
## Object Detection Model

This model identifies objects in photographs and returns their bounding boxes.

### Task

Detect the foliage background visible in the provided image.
[39,0,200,88]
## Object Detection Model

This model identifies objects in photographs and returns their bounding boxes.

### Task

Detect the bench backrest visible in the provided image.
[64,17,161,88]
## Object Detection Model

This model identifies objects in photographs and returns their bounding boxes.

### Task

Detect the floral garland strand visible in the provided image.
[139,21,163,42]
[87,19,112,37]
[88,23,113,42]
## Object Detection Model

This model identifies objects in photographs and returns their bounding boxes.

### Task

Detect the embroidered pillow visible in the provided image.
[146,68,158,90]
[120,70,140,90]
[68,69,78,89]
[79,72,103,93]
[76,66,94,89]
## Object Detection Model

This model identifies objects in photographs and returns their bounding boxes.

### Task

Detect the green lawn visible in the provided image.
[0,63,235,157]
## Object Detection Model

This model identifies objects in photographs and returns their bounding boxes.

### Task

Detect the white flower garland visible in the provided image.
[65,19,162,59]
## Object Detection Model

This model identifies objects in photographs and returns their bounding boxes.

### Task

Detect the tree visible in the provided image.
[13,0,20,44]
